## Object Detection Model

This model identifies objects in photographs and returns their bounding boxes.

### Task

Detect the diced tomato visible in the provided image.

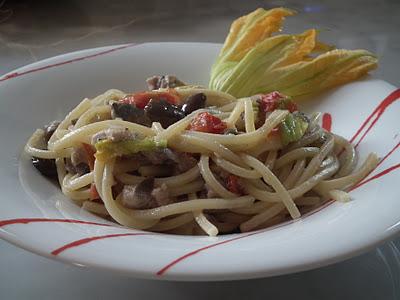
[188,112,227,134]
[120,93,149,109]
[226,175,243,195]
[82,143,96,170]
[259,91,286,112]
[90,183,100,200]
[83,144,100,200]
[120,90,180,109]
[259,91,298,113]
[285,100,298,113]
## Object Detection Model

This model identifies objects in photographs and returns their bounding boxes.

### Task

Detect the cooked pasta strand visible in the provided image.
[244,98,256,133]
[193,211,219,236]
[198,155,236,198]
[240,203,285,232]
[241,154,300,219]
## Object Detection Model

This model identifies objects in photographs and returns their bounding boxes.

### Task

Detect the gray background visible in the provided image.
[1,0,399,299]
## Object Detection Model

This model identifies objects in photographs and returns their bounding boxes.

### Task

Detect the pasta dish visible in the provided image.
[25,76,378,236]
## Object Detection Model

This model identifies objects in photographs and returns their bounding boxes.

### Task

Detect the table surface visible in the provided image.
[1,0,399,299]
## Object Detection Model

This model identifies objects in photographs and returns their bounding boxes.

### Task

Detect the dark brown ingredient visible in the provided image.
[111,102,151,127]
[174,153,198,173]
[65,158,75,174]
[75,163,90,175]
[181,93,207,115]
[141,148,197,173]
[146,75,185,90]
[144,99,185,128]
[43,120,60,142]
[32,157,58,179]
[142,148,178,165]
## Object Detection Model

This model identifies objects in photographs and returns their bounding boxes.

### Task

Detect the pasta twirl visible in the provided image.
[25,82,378,236]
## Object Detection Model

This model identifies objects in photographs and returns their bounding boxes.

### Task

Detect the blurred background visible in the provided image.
[1,0,399,85]
[1,0,399,299]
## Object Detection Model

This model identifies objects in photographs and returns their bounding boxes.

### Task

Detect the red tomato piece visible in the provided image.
[226,175,243,195]
[259,91,298,113]
[90,183,100,200]
[259,91,286,112]
[284,100,298,113]
[120,90,180,109]
[120,93,150,109]
[188,112,227,134]
[82,143,96,170]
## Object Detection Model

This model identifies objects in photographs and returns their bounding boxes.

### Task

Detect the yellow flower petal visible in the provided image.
[218,7,295,62]
[209,8,378,99]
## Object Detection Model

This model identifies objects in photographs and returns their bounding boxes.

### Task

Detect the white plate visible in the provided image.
[0,43,399,281]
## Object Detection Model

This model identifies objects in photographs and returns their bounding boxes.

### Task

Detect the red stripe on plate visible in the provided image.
[377,141,400,168]
[350,89,400,148]
[0,43,138,82]
[156,198,337,276]
[51,232,153,256]
[352,163,400,190]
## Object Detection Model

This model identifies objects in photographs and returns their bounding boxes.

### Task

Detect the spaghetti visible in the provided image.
[25,79,378,236]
